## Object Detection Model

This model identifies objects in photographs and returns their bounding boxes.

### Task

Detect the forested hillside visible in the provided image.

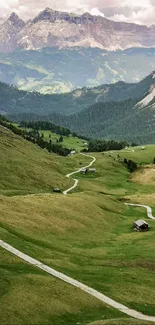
[1,71,155,144]
[61,98,155,144]
[1,71,155,118]
[23,97,155,144]
[8,97,155,144]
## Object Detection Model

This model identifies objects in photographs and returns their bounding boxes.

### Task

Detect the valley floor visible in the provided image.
[1,137,155,325]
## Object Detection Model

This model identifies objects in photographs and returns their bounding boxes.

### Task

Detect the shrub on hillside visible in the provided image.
[124,158,137,173]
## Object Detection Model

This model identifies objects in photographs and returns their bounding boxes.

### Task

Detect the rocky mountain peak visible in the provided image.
[0,7,155,53]
[7,12,25,28]
[32,7,97,25]
[32,7,60,23]
[9,12,19,21]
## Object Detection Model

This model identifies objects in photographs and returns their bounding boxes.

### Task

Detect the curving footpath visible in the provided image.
[1,239,155,322]
[1,154,155,321]
[63,153,96,195]
[125,203,155,220]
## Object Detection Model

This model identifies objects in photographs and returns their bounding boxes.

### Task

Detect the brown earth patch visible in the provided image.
[132,166,155,184]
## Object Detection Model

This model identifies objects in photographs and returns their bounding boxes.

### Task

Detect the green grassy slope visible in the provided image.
[17,124,88,151]
[1,128,155,324]
[89,320,153,325]
[0,125,74,196]
[106,144,155,164]
[40,130,88,151]
[1,249,123,325]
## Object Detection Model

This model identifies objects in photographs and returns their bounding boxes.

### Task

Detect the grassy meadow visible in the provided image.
[0,126,90,196]
[17,123,88,151]
[89,320,153,325]
[1,249,124,325]
[40,129,88,151]
[106,144,155,164]
[0,128,155,325]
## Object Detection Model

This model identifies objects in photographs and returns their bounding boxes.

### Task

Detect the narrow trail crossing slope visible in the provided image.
[63,153,96,195]
[1,239,155,322]
[1,154,155,321]
[125,203,155,220]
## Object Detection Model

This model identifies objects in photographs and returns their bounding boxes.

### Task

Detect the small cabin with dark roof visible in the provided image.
[53,187,61,193]
[133,219,150,231]
[80,168,87,174]
[88,168,96,174]
[80,168,96,175]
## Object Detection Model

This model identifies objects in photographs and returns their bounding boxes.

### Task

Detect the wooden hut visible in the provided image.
[53,188,61,193]
[88,168,96,174]
[133,220,150,231]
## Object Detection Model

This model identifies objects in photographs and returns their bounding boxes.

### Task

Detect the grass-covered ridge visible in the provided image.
[1,127,155,324]
[0,125,75,196]
[17,120,89,152]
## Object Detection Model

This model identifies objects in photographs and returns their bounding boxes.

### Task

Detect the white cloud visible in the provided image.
[90,7,105,17]
[109,5,155,26]
[123,0,150,7]
[0,0,154,26]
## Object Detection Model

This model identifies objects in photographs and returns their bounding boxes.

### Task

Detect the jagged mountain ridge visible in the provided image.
[0,13,25,52]
[1,8,155,52]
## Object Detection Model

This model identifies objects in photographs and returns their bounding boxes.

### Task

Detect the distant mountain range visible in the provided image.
[1,71,155,144]
[0,8,155,93]
[1,8,155,53]
[1,8,155,143]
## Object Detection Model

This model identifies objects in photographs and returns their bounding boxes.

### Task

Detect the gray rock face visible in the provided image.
[0,8,155,52]
[9,12,25,28]
[0,12,25,52]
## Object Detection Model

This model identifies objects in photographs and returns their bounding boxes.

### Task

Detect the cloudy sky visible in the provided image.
[0,0,155,26]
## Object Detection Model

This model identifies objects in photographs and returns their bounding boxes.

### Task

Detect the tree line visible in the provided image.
[86,139,129,152]
[20,120,71,136]
[19,120,90,141]
[0,119,71,156]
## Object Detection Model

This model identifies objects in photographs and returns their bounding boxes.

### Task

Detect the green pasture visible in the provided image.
[1,127,155,324]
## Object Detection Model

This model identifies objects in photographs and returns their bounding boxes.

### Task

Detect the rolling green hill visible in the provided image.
[0,125,74,196]
[36,129,88,151]
[1,124,155,324]
[16,120,88,152]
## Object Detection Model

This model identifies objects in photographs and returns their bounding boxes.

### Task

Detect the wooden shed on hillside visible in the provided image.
[80,168,96,175]
[53,187,61,193]
[133,220,150,231]
[80,168,87,174]
[88,168,96,174]
[70,150,76,155]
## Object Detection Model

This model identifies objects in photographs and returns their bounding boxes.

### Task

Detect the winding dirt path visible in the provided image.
[1,154,155,321]
[63,153,96,195]
[1,239,155,322]
[125,203,155,220]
